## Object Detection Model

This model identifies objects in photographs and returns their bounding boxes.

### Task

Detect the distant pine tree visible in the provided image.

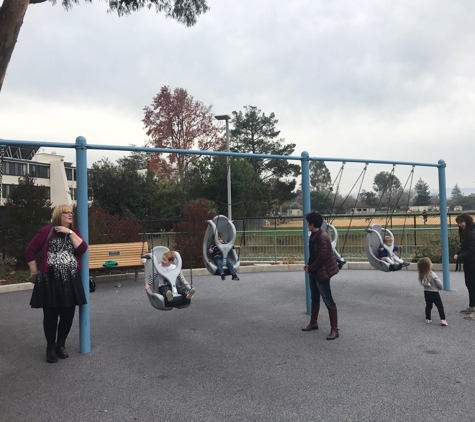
[451,184,463,199]
[413,178,431,206]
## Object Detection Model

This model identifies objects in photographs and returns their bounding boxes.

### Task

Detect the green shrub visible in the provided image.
[3,175,52,266]
[412,232,459,263]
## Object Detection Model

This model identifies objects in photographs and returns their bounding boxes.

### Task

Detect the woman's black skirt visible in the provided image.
[30,266,87,309]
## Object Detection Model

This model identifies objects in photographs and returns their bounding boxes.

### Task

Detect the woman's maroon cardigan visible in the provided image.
[25,225,88,274]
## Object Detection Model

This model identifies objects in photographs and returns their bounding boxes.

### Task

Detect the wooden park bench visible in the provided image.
[88,241,148,283]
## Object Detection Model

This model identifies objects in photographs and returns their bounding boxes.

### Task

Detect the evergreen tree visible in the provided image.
[186,156,271,217]
[451,184,463,199]
[413,178,431,206]
[3,175,52,265]
[230,105,300,207]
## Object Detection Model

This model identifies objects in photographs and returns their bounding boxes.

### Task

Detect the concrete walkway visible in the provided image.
[1,269,474,421]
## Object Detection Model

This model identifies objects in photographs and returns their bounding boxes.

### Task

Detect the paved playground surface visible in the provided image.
[1,269,474,421]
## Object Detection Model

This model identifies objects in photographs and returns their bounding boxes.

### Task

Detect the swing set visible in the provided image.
[0,136,450,353]
[314,161,418,273]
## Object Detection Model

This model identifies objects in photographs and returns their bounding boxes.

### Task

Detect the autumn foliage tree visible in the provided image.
[0,0,209,93]
[143,86,224,188]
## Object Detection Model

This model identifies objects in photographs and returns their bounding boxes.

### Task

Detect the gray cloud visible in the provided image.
[1,0,475,193]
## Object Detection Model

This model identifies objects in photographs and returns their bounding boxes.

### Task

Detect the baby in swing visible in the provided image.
[209,232,241,281]
[377,235,409,267]
[145,251,196,302]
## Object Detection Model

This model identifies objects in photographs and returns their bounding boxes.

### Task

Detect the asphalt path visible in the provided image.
[1,270,474,422]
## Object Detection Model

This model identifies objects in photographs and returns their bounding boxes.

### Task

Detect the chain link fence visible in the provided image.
[141,212,466,264]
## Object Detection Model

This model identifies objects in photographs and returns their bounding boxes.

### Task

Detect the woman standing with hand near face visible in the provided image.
[26,205,87,363]
[454,214,475,319]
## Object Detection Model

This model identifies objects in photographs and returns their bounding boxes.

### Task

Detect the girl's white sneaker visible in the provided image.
[441,320,448,326]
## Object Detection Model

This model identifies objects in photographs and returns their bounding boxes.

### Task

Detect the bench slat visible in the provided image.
[88,242,148,270]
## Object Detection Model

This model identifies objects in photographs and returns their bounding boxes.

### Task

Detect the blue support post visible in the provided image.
[301,152,311,314]
[76,136,91,353]
[438,160,451,290]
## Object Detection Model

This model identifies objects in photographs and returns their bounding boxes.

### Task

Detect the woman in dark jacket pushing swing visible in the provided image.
[454,214,475,320]
[302,211,340,339]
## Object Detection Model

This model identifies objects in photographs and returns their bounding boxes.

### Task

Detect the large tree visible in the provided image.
[373,171,402,195]
[186,156,271,217]
[230,105,300,205]
[90,153,185,219]
[0,0,208,93]
[359,190,378,207]
[452,194,475,211]
[413,177,431,206]
[143,86,224,188]
[89,157,148,217]
[309,161,331,191]
[372,171,402,207]
[310,190,333,213]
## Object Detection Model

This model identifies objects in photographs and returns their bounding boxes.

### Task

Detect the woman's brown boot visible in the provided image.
[326,307,339,340]
[302,302,320,331]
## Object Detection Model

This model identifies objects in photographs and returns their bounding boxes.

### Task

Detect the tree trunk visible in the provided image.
[0,0,30,94]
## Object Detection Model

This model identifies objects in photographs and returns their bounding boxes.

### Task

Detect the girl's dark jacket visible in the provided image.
[307,229,339,280]
[457,228,475,263]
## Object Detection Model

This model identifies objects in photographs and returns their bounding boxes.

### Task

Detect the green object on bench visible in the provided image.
[103,260,118,267]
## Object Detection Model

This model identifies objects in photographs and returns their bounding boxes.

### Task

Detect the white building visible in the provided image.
[0,146,88,207]
[350,207,376,214]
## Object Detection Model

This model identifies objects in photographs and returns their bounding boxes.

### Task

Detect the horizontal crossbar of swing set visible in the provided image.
[0,136,450,354]
[0,138,444,169]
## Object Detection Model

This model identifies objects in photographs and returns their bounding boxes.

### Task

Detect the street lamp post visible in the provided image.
[215,114,232,220]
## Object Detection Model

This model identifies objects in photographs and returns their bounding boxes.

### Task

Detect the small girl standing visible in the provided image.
[417,257,448,326]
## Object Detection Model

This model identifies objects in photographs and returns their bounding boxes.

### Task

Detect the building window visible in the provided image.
[2,184,16,198]
[70,187,93,201]
[66,168,76,181]
[3,161,27,176]
[2,184,50,199]
[29,164,50,179]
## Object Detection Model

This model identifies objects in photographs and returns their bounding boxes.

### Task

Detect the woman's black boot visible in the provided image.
[46,343,58,363]
[56,344,69,359]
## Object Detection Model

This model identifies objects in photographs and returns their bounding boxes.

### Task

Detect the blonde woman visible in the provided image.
[26,205,87,363]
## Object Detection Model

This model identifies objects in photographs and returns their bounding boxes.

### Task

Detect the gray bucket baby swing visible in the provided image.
[144,245,191,311]
[203,215,240,276]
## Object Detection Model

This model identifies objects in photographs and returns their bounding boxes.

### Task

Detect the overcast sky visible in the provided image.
[1,0,474,195]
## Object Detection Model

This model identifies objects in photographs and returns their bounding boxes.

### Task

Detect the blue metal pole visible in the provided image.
[301,151,311,314]
[76,136,91,353]
[438,159,451,290]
